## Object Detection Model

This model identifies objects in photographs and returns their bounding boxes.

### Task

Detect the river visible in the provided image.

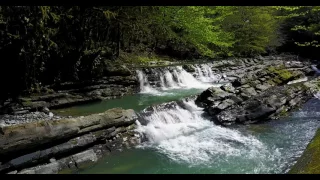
[54,64,320,174]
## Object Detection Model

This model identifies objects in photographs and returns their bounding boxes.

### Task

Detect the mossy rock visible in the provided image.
[267,65,294,82]
[289,129,320,174]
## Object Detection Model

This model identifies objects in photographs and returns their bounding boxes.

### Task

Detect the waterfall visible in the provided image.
[164,70,178,88]
[195,65,206,81]
[136,70,159,94]
[195,64,219,82]
[136,64,222,94]
[135,99,271,166]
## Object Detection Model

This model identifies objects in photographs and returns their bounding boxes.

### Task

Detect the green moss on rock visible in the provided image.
[289,129,320,174]
[267,65,294,82]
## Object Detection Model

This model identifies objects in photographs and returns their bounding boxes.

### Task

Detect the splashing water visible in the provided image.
[195,64,218,82]
[136,65,222,95]
[136,70,159,94]
[79,97,320,174]
[136,100,280,172]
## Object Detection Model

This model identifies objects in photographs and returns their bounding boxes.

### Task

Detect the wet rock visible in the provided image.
[195,87,232,107]
[18,162,60,174]
[217,99,235,110]
[13,110,29,115]
[7,170,17,174]
[220,83,236,94]
[42,107,50,114]
[18,169,36,174]
[208,99,235,115]
[182,64,195,72]
[212,82,312,125]
[49,158,56,163]
[266,95,287,109]
[22,101,48,110]
[0,108,138,159]
[72,149,98,168]
[255,84,271,91]
[241,87,258,97]
[289,96,303,107]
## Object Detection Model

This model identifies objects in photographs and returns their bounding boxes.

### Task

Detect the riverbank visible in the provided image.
[0,108,141,174]
[0,55,302,116]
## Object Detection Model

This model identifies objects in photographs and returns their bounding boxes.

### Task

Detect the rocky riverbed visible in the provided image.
[0,111,62,127]
[195,60,316,125]
[0,55,319,174]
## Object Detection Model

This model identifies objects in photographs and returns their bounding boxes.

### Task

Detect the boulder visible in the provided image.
[195,87,232,107]
[210,81,313,125]
[255,84,271,91]
[72,149,98,169]
[182,64,196,72]
[220,83,236,94]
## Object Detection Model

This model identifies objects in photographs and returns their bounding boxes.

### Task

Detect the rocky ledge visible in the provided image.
[0,108,142,174]
[195,59,318,126]
[0,55,304,116]
[0,65,139,115]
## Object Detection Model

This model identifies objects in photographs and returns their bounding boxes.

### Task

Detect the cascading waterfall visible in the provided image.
[136,70,159,94]
[195,65,205,81]
[164,70,178,88]
[195,64,218,82]
[135,99,278,169]
[136,64,222,94]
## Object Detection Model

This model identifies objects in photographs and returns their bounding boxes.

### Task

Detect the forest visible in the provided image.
[0,6,320,102]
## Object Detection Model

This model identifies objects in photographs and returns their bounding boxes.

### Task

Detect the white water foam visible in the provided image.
[195,64,218,83]
[136,65,222,95]
[136,70,172,96]
[136,100,278,170]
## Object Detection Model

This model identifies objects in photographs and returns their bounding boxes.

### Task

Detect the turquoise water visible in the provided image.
[50,62,320,174]
[77,98,320,174]
[53,88,208,117]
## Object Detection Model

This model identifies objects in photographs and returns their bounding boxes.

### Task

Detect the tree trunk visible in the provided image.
[116,22,121,58]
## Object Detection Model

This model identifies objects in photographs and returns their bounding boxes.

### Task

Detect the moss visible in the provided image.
[92,130,105,137]
[70,139,78,145]
[20,97,32,102]
[315,80,320,91]
[273,77,283,85]
[118,52,174,66]
[289,129,320,174]
[248,81,257,87]
[22,99,33,107]
[278,108,288,117]
[267,65,294,81]
[267,79,276,86]
[41,87,55,94]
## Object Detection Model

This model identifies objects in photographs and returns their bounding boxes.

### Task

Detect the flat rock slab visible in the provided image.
[0,108,137,157]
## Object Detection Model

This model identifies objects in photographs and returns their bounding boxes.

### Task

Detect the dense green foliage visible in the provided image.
[0,6,319,101]
[277,6,320,59]
[222,6,281,56]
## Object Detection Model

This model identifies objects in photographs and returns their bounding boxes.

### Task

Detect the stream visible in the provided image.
[55,64,320,174]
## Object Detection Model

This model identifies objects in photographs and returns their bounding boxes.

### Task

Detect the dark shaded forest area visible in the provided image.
[0,6,319,102]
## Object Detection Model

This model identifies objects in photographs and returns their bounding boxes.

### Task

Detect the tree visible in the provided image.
[221,6,281,56]
[276,6,320,58]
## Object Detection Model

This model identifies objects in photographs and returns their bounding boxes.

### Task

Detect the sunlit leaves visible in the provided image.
[282,6,320,48]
